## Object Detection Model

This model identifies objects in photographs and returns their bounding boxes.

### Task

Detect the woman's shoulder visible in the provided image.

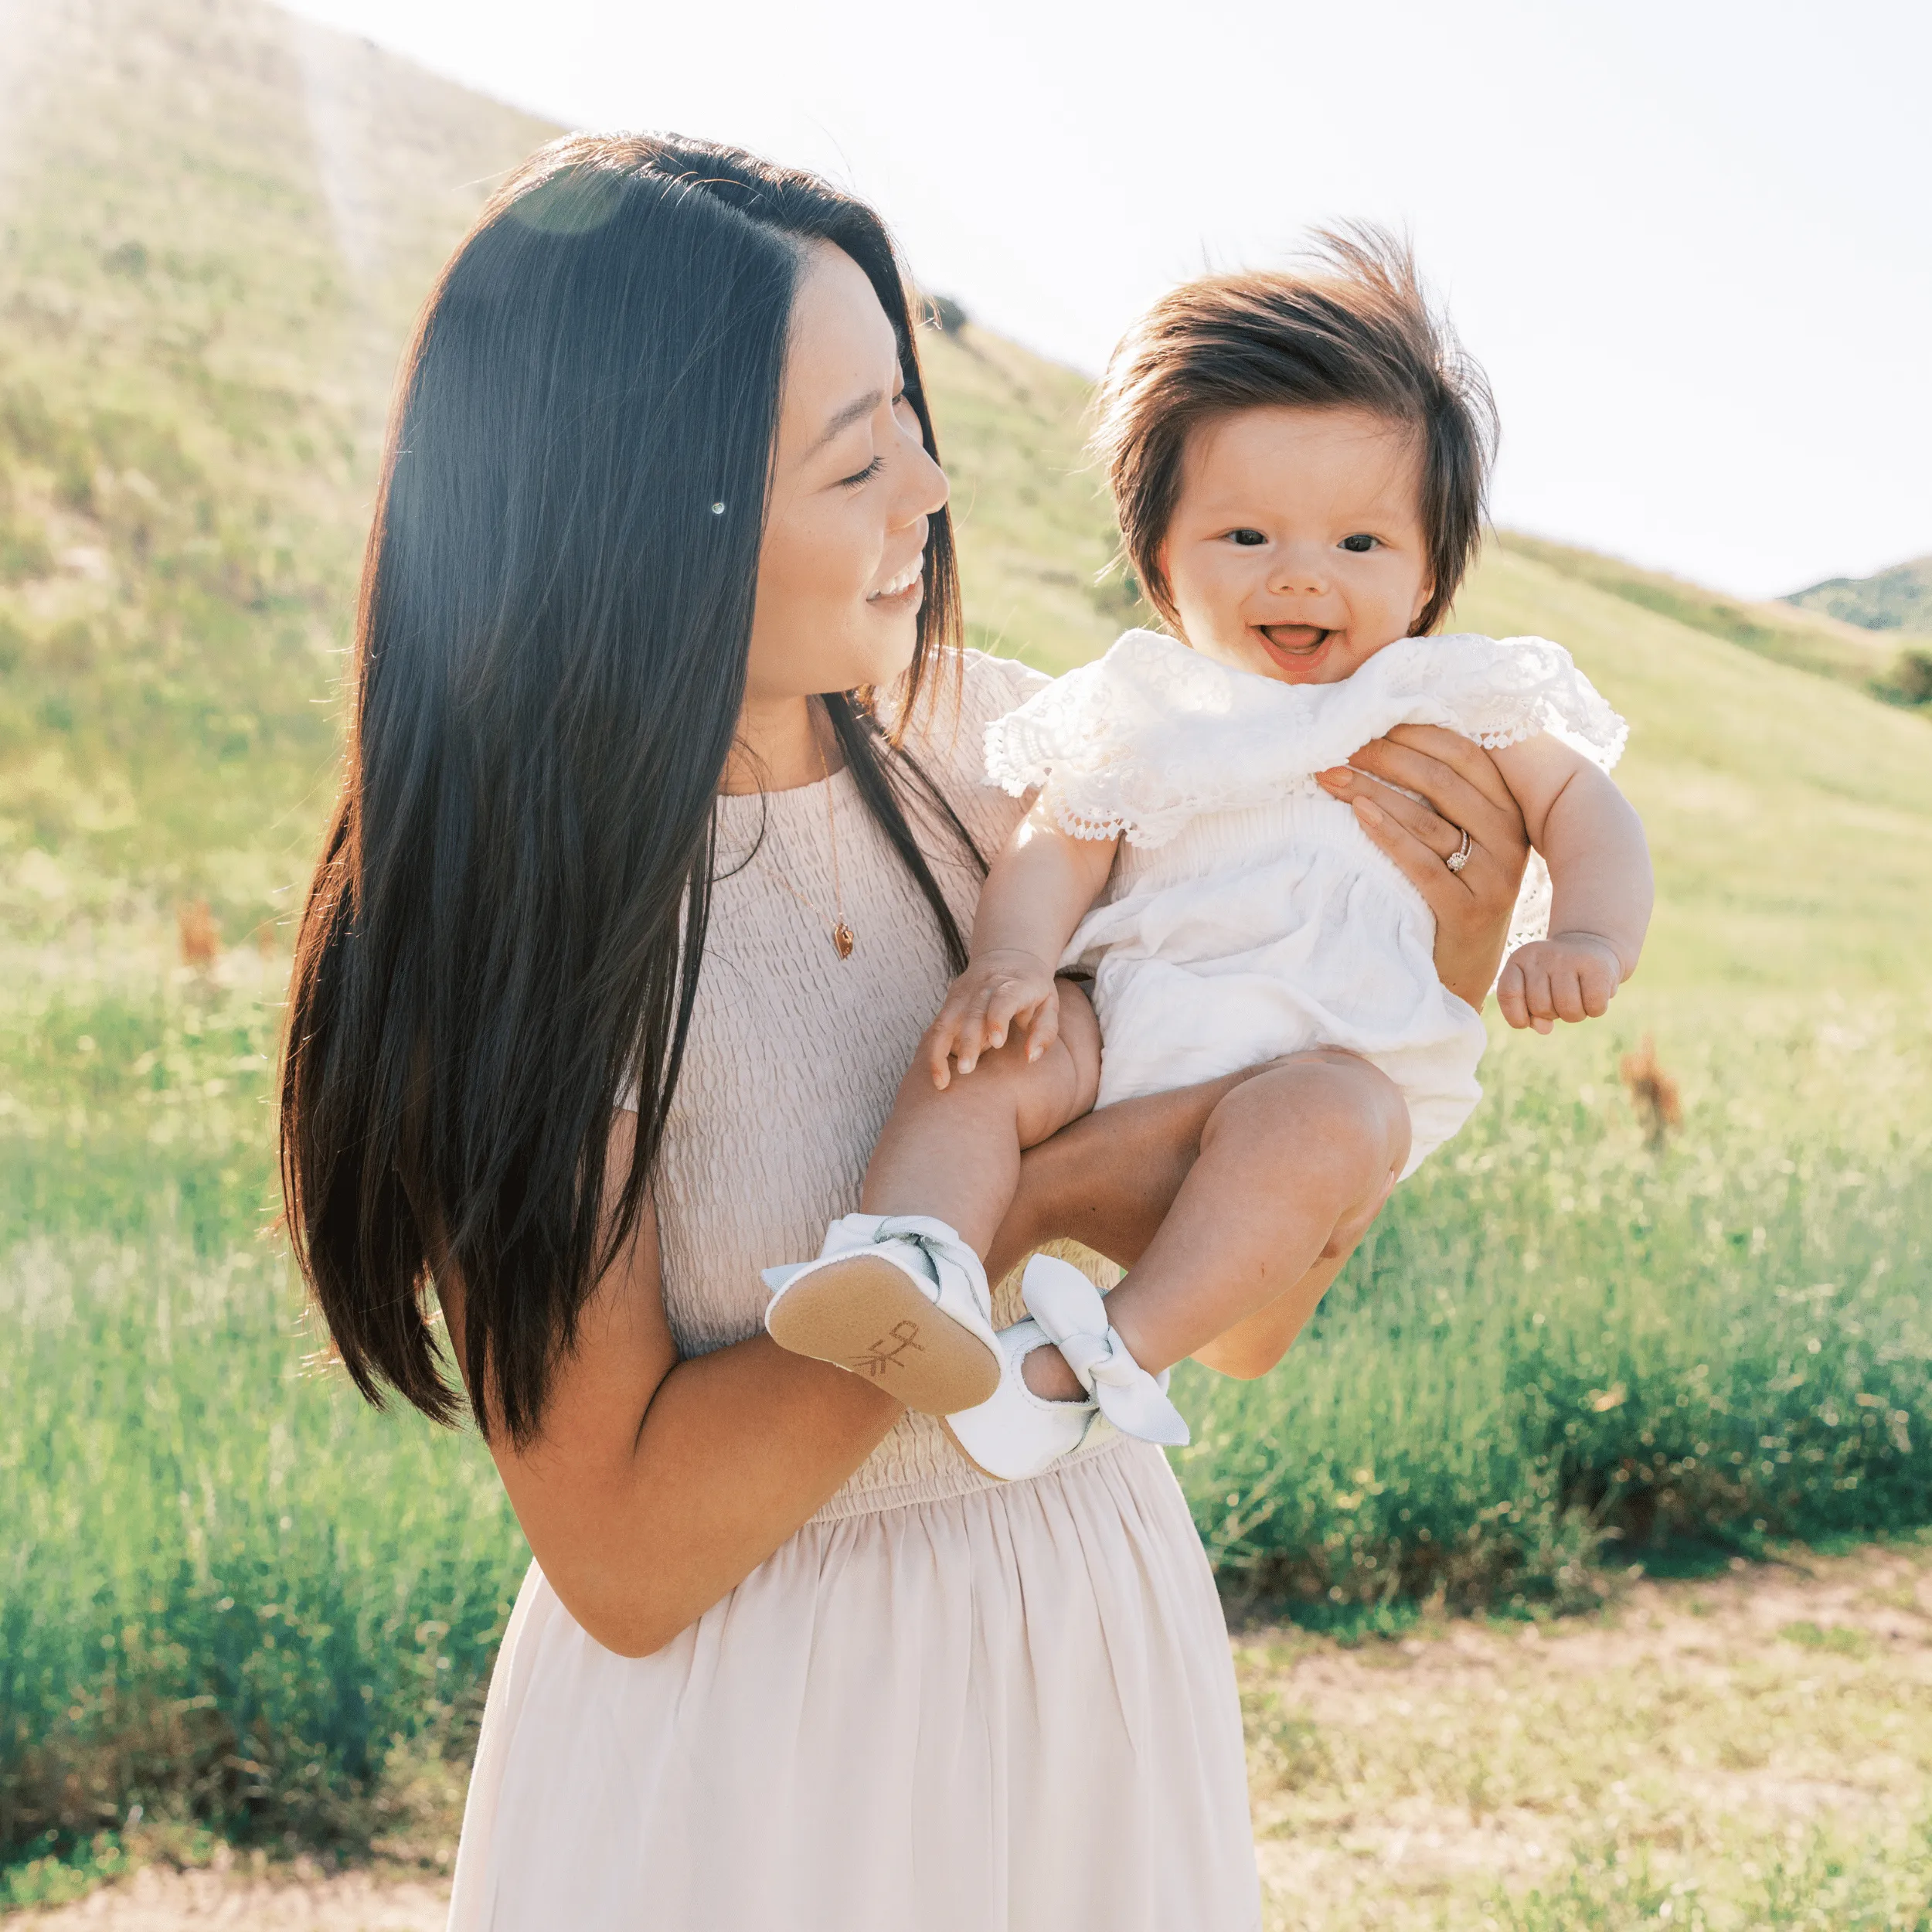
[955,645,1053,733]
[889,647,1050,781]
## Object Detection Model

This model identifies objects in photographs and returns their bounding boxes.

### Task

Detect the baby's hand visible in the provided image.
[1496,932,1625,1034]
[925,950,1061,1088]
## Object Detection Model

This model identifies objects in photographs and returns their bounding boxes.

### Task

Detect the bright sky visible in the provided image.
[281,0,1930,601]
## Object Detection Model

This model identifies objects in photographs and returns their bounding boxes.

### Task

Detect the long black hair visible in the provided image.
[281,134,980,1444]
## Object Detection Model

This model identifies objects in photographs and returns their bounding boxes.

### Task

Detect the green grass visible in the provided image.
[1498,530,1932,707]
[1454,544,1932,995]
[0,0,553,930]
[1486,1828,1932,1930]
[919,321,1152,670]
[1177,997,1932,1618]
[0,942,524,1862]
[1239,1537,1932,1928]
[5,950,1928,1867]
[1787,553,1932,638]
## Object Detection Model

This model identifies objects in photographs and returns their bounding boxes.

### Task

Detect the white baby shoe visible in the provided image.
[1022,1253,1190,1449]
[761,1213,1002,1415]
[943,1315,1101,1481]
[943,1253,1190,1481]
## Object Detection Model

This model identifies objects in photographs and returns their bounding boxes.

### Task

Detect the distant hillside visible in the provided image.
[0,0,1927,998]
[1498,532,1932,706]
[1787,555,1932,636]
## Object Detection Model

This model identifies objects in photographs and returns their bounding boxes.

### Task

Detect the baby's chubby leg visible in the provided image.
[762,979,1097,1417]
[1024,1047,1410,1400]
[860,978,1101,1257]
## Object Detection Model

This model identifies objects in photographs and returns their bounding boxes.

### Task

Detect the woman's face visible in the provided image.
[746,242,949,707]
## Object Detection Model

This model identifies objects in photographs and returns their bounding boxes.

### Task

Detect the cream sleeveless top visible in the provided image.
[645,648,1119,1520]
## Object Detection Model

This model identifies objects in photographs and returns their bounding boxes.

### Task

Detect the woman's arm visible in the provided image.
[988,1053,1384,1376]
[437,1110,902,1659]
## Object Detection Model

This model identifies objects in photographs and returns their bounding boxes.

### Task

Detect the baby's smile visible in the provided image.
[1258,624,1329,652]
[1251,621,1359,683]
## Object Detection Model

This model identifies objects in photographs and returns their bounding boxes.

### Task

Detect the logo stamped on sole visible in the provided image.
[848,1319,925,1379]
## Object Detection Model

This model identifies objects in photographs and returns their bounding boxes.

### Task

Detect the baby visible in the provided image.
[762,232,1653,1479]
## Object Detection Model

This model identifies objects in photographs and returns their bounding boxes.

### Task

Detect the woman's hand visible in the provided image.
[1314,724,1530,1010]
[925,949,1062,1087]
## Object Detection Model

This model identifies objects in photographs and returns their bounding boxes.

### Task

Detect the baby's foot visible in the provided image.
[1021,1254,1190,1449]
[761,1213,1002,1414]
[944,1255,1192,1483]
[1021,1345,1086,1403]
[943,1318,1100,1481]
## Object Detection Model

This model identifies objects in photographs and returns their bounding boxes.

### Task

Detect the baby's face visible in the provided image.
[1158,405,1433,685]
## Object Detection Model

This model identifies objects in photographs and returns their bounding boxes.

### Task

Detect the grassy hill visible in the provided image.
[0,0,553,923]
[2,0,1928,1007]
[1494,531,1923,696]
[1788,553,1932,635]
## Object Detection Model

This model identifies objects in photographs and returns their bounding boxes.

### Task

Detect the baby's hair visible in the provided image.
[1094,225,1498,636]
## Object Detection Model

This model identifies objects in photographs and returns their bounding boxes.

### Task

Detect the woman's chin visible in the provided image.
[849,614,923,689]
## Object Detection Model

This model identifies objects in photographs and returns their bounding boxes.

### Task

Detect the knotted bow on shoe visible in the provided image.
[1019,1254,1190,1448]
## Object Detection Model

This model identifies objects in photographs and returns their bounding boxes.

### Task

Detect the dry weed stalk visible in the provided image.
[176,898,219,971]
[1621,1033,1682,1150]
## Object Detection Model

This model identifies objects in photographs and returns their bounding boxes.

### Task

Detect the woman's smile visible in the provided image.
[868,551,927,610]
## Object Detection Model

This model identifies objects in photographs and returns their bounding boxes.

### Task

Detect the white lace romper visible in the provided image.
[986,629,1628,1175]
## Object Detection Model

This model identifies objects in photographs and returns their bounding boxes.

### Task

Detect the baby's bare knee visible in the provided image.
[1211,1050,1410,1184]
[922,987,1097,1152]
[1012,988,1100,1150]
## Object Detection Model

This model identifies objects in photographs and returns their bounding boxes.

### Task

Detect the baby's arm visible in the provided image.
[926,803,1118,1087]
[1488,734,1655,1033]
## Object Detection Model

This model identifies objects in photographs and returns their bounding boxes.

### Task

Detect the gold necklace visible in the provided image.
[755,736,855,960]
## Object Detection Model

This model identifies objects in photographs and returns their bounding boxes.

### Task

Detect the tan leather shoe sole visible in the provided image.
[766,1254,1000,1415]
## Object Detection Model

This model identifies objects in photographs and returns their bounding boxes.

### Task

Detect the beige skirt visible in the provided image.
[446,1438,1260,1930]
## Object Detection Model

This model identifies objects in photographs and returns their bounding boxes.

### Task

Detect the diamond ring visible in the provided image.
[1445,828,1472,874]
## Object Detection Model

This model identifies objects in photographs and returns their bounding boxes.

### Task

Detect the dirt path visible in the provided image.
[1240,1539,1932,1927]
[14,1542,1931,1930]
[13,1863,449,1931]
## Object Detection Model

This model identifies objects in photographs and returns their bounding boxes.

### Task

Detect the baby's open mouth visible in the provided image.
[1257,624,1332,655]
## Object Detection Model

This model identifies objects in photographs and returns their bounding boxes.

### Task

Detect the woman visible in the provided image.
[280,134,1528,1930]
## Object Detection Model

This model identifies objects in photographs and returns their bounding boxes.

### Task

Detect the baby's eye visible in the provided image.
[1338,532,1379,554]
[1226,528,1267,547]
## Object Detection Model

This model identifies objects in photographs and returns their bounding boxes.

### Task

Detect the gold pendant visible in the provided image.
[832,921,855,960]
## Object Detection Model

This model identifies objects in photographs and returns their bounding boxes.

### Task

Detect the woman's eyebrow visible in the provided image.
[808,389,883,454]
